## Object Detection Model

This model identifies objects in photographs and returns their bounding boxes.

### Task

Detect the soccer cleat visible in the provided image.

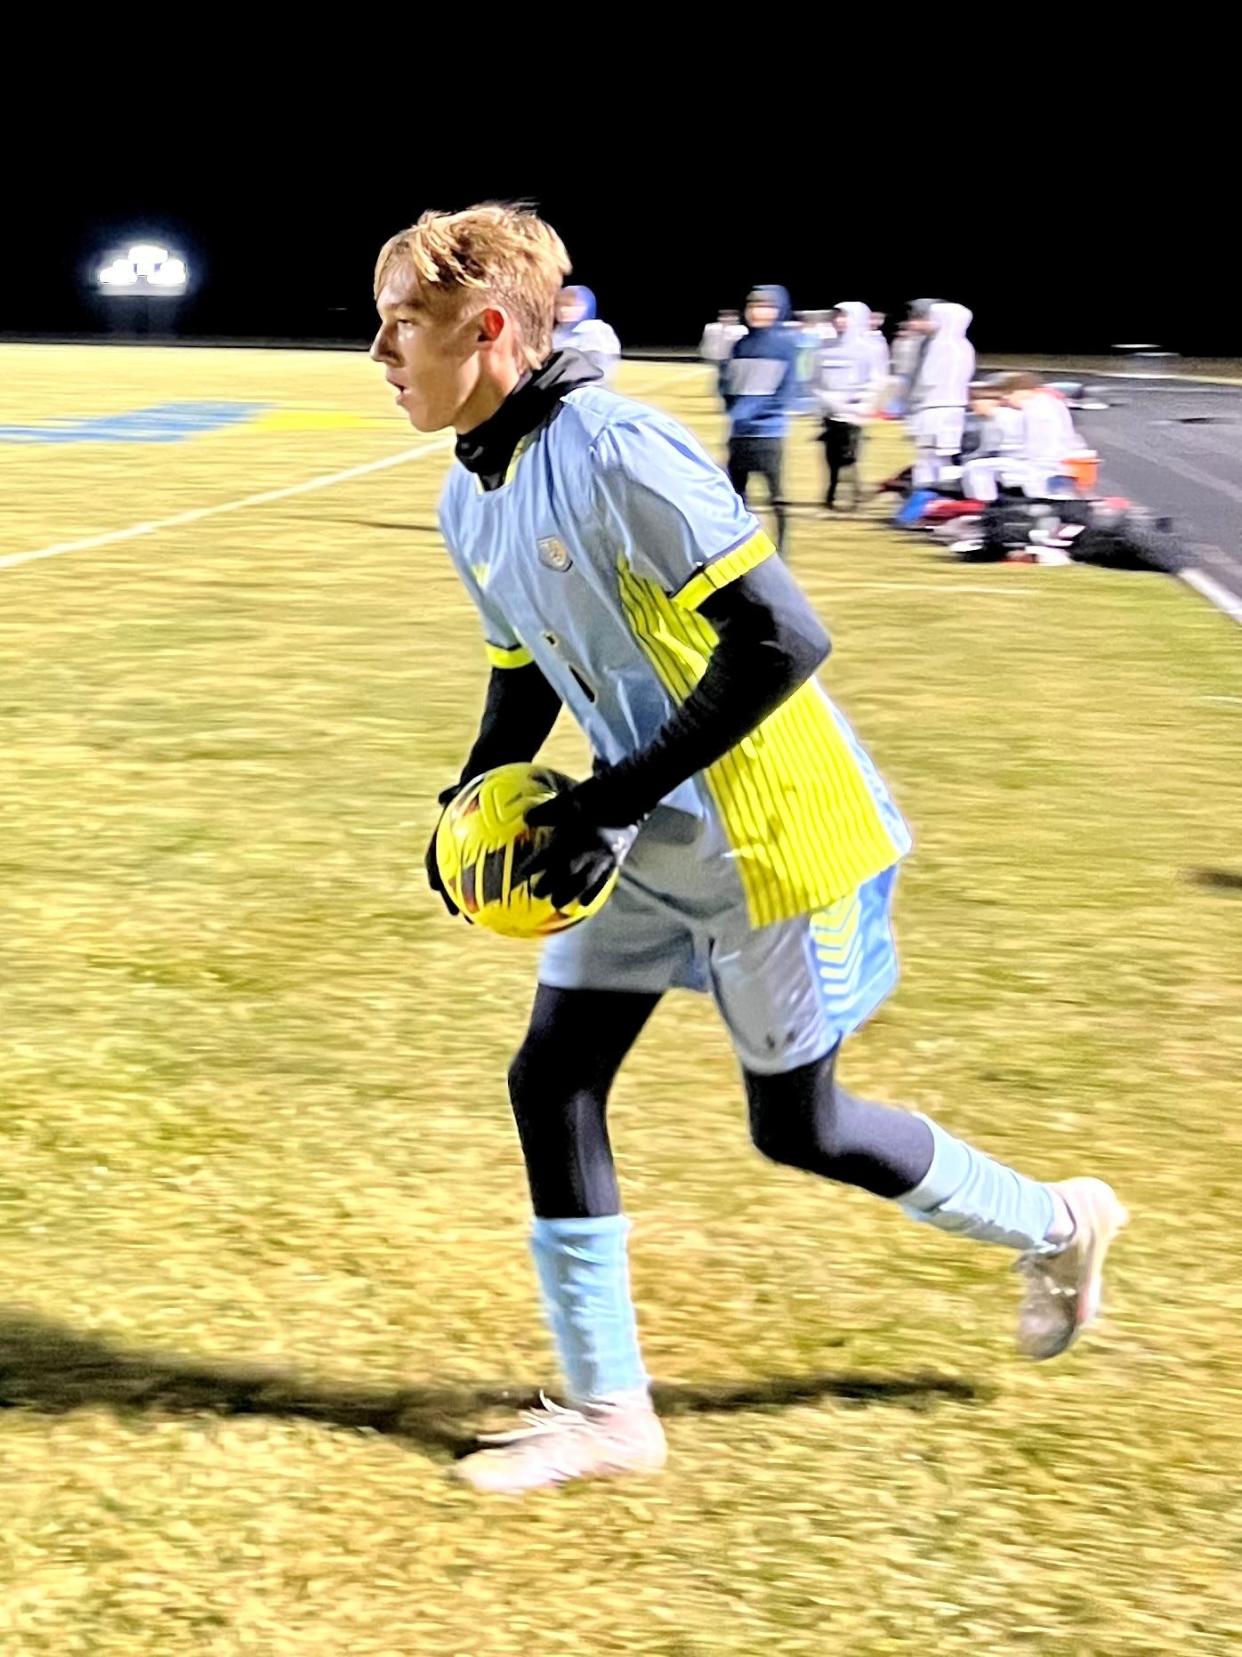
[451,1393,667,1494]
[1016,1177,1129,1360]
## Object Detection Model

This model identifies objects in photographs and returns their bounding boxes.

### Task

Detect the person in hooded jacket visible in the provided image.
[817,300,884,510]
[719,285,801,555]
[907,301,976,486]
[554,285,622,383]
[963,374,1084,504]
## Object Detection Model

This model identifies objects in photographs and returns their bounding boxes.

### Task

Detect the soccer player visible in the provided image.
[370,206,1127,1495]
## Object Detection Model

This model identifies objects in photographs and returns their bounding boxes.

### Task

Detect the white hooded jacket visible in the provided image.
[818,300,881,419]
[910,303,976,414]
[699,319,746,363]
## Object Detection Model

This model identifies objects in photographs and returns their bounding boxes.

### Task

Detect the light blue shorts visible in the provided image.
[539,807,901,1075]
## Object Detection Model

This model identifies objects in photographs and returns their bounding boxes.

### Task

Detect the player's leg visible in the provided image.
[745,1054,1126,1358]
[454,983,667,1493]
[746,1046,933,1197]
[509,983,663,1404]
[508,982,656,1221]
[713,871,1127,1359]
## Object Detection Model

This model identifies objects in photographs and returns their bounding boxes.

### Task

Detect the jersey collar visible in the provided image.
[455,349,602,492]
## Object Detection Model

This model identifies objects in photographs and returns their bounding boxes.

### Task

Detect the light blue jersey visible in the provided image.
[439,385,910,932]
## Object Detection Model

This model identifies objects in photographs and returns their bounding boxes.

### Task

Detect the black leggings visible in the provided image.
[821,419,863,509]
[508,985,934,1219]
[726,436,788,554]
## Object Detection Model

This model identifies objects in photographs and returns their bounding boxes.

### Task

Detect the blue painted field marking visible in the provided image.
[0,402,270,445]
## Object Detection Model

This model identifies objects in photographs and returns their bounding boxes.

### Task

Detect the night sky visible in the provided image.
[8,116,1233,356]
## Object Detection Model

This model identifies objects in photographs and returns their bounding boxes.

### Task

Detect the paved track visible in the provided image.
[1073,375,1242,607]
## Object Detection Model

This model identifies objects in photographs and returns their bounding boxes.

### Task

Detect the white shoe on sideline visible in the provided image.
[1016,1177,1129,1360]
[452,1394,667,1494]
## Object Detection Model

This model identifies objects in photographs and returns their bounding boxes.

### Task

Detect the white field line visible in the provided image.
[1179,568,1242,626]
[0,437,455,573]
[0,363,699,576]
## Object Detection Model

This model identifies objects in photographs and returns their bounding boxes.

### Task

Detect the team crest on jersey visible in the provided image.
[537,536,573,572]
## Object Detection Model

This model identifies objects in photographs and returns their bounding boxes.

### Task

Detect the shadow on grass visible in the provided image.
[0,1311,987,1460]
[1187,867,1242,895]
[277,513,442,536]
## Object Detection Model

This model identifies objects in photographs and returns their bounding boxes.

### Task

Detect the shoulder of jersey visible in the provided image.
[557,386,674,452]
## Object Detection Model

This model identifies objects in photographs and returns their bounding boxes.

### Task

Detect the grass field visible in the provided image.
[1,345,1241,1655]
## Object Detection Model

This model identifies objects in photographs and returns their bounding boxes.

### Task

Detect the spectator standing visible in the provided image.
[720,285,801,555]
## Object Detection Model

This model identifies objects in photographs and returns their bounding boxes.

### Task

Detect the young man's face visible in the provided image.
[745,299,778,329]
[370,268,500,433]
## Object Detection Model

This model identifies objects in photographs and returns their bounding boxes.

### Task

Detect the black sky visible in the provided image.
[6,104,1232,355]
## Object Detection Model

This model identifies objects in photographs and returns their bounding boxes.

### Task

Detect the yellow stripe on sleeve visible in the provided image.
[672,530,777,612]
[484,641,534,670]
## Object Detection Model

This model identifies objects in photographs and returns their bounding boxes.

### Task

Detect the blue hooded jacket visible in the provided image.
[552,286,621,380]
[720,285,801,439]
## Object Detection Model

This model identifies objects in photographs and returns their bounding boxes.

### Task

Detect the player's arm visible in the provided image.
[456,660,562,787]
[525,419,831,906]
[531,557,827,838]
[438,500,563,787]
[430,505,564,913]
[427,659,563,918]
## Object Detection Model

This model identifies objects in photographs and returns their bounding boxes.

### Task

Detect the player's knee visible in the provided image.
[507,1034,596,1130]
[745,1061,846,1170]
[746,1069,813,1166]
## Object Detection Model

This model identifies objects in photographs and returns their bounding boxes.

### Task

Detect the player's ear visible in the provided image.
[477,307,505,345]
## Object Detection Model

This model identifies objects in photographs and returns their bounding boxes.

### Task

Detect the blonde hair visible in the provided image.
[374,204,571,368]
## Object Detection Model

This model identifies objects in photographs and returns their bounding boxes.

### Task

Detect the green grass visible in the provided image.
[0,346,1241,1654]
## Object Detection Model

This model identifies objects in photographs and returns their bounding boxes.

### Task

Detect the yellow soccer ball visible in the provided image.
[434,762,619,939]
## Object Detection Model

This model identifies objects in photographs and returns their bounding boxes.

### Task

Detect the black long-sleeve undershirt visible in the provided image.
[454,554,829,824]
[576,553,830,826]
[456,660,563,787]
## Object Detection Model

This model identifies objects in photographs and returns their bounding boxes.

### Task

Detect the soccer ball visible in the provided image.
[434,762,619,939]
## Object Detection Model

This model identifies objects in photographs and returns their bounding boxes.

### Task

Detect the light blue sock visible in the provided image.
[899,1115,1056,1253]
[529,1214,649,1404]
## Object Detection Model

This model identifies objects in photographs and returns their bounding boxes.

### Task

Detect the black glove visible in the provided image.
[523,778,638,912]
[425,783,466,919]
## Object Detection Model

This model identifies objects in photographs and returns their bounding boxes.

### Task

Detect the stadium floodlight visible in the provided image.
[98,257,139,287]
[128,243,169,276]
[95,240,189,297]
[148,257,187,289]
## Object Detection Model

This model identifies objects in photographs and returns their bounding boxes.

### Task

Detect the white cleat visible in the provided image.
[452,1393,667,1494]
[1016,1177,1129,1360]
